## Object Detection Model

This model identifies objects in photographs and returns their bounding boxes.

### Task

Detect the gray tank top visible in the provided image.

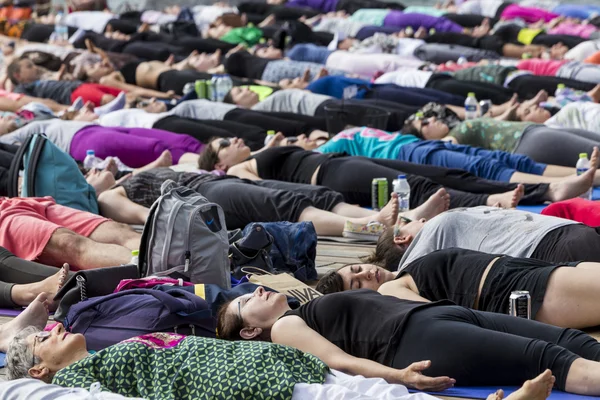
[398,206,577,271]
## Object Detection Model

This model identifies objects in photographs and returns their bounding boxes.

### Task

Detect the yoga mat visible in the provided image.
[410,387,598,400]
[0,308,23,317]
[0,352,5,368]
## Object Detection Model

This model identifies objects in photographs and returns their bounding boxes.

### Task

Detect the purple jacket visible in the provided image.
[383,12,464,33]
[286,0,338,13]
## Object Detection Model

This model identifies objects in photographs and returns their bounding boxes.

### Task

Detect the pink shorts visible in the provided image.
[0,197,108,261]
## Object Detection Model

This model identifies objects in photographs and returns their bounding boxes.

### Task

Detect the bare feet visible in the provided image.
[503,370,555,400]
[373,192,399,227]
[587,84,600,103]
[0,293,50,352]
[133,150,173,175]
[174,50,199,71]
[10,264,69,308]
[404,188,450,221]
[105,157,118,177]
[545,147,597,201]
[487,184,524,208]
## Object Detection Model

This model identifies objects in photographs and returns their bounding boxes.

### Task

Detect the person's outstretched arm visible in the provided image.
[97,186,150,224]
[378,277,431,303]
[272,315,455,391]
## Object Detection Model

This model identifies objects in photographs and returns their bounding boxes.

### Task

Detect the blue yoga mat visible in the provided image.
[0,352,5,368]
[517,188,600,214]
[410,387,598,400]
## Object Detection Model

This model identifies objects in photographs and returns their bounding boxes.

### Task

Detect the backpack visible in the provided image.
[138,180,231,288]
[64,289,215,351]
[7,133,99,214]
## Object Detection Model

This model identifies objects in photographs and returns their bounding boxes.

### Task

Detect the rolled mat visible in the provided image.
[410,387,598,400]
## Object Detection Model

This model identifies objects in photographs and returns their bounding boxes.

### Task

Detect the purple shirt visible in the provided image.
[383,12,464,33]
[286,0,338,13]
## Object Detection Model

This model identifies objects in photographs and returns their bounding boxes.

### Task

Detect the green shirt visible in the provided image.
[449,118,534,152]
[53,333,328,400]
[221,26,263,47]
[404,6,447,16]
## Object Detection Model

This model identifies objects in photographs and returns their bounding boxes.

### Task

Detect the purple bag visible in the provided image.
[64,289,215,351]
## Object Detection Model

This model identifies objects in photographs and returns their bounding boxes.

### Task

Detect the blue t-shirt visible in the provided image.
[286,43,333,64]
[317,127,419,159]
[307,76,371,99]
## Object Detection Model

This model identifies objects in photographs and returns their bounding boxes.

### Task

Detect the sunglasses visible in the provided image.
[393,215,413,237]
[217,138,232,153]
[32,331,50,367]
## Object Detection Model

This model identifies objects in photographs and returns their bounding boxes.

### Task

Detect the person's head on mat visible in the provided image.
[316,262,398,295]
[6,58,42,85]
[206,23,234,40]
[369,219,428,270]
[403,116,450,141]
[79,60,115,83]
[0,114,21,135]
[252,45,283,60]
[223,87,260,108]
[6,324,88,381]
[84,168,118,195]
[517,104,551,124]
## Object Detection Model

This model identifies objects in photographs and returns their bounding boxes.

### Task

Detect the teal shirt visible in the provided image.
[404,6,447,17]
[317,127,419,159]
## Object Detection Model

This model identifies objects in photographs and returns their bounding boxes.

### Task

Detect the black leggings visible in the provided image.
[425,32,506,55]
[514,125,600,167]
[196,179,343,229]
[394,305,600,389]
[316,157,548,208]
[508,75,595,101]
[153,116,267,151]
[224,108,326,137]
[426,74,514,104]
[493,23,586,49]
[443,13,495,28]
[335,0,404,13]
[0,247,64,308]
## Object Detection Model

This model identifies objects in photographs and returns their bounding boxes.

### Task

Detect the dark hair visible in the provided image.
[363,229,408,271]
[222,89,235,105]
[315,269,344,294]
[216,299,245,340]
[6,58,25,85]
[197,136,221,171]
[401,119,424,140]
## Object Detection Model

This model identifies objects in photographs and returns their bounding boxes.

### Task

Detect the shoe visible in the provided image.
[342,221,385,241]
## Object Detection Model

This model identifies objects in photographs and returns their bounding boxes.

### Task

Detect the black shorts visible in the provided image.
[480,257,580,319]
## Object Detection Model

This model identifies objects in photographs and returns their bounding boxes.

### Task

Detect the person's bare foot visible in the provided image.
[133,150,173,175]
[404,188,450,221]
[496,103,520,121]
[138,22,150,33]
[588,84,600,103]
[374,192,399,227]
[165,54,175,67]
[487,184,524,208]
[490,94,518,116]
[503,370,554,400]
[523,90,548,108]
[0,293,50,352]
[174,50,199,70]
[105,157,118,176]
[545,147,597,202]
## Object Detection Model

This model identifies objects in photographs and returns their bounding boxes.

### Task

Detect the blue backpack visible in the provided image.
[64,289,216,351]
[7,133,99,214]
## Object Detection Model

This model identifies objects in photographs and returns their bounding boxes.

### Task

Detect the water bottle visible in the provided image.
[183,82,195,95]
[54,11,69,42]
[393,175,411,213]
[264,130,276,146]
[555,83,566,98]
[130,250,139,267]
[83,150,102,169]
[210,74,221,101]
[576,153,593,200]
[220,74,233,100]
[457,55,468,65]
[464,92,479,120]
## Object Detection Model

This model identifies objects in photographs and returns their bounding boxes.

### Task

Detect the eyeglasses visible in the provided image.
[216,138,232,154]
[237,300,242,320]
[393,215,413,237]
[32,331,50,367]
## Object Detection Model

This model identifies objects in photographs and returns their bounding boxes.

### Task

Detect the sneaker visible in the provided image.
[342,221,385,241]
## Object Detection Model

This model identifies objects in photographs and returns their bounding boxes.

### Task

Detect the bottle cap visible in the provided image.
[579,153,588,159]
[557,83,566,89]
[521,53,531,59]
[267,130,276,136]
[131,250,139,256]
[468,92,475,97]
[398,174,406,180]
[429,28,436,35]
[86,150,95,155]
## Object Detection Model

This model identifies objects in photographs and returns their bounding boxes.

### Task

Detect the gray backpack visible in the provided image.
[138,180,231,288]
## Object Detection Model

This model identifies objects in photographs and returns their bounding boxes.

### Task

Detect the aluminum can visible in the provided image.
[509,291,531,319]
[195,80,207,99]
[480,99,492,116]
[371,178,388,211]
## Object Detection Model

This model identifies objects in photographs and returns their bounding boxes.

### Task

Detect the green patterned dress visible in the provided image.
[449,118,534,152]
[52,333,328,400]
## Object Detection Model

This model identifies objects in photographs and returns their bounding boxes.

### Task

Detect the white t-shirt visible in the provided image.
[192,5,239,31]
[98,109,167,129]
[170,99,237,120]
[251,89,331,115]
[564,40,600,62]
[545,101,600,133]
[374,70,433,88]
[64,11,116,33]
[313,17,366,38]
[458,0,505,17]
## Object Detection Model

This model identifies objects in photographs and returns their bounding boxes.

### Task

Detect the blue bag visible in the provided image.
[7,133,99,213]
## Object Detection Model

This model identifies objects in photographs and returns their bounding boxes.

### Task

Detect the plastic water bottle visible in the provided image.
[264,130,276,146]
[576,153,593,200]
[457,55,468,65]
[130,250,139,267]
[54,11,69,42]
[555,83,566,98]
[464,92,479,120]
[220,74,233,100]
[393,175,411,213]
[83,150,102,169]
[210,75,221,101]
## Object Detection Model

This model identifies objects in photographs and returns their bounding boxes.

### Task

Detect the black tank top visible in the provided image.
[283,290,447,365]
[252,147,334,184]
[400,248,496,309]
